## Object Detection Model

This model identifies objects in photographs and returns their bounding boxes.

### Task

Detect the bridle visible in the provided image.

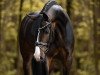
[27,13,52,54]
[35,17,52,53]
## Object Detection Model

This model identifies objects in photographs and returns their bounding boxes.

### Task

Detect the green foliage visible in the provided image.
[22,0,44,16]
[72,0,100,75]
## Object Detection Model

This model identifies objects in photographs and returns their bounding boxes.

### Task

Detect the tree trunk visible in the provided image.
[66,0,72,17]
[17,0,24,75]
[92,0,100,75]
[66,0,77,75]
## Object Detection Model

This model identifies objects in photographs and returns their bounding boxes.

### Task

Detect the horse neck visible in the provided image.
[49,21,66,49]
[40,0,57,13]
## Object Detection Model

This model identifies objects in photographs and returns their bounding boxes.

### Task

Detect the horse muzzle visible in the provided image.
[34,46,41,61]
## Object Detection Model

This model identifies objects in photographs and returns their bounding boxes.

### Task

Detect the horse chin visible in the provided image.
[34,46,41,61]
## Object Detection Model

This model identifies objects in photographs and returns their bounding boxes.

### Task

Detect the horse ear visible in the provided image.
[26,14,39,20]
[42,13,49,21]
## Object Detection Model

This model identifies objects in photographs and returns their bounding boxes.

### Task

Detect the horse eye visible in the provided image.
[44,28,50,34]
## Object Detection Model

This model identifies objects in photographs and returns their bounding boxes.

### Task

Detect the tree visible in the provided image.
[17,0,24,75]
[92,0,100,75]
[66,0,72,17]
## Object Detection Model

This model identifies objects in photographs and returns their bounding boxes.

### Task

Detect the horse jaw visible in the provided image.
[34,46,40,61]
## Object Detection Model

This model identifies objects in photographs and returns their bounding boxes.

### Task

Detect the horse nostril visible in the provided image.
[35,41,39,46]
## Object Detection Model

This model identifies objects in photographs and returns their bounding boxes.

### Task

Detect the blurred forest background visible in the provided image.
[0,0,100,75]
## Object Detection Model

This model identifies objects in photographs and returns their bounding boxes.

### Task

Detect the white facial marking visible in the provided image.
[34,29,40,61]
[34,46,40,61]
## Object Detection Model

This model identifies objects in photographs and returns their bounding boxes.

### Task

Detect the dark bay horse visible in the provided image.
[18,0,74,75]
